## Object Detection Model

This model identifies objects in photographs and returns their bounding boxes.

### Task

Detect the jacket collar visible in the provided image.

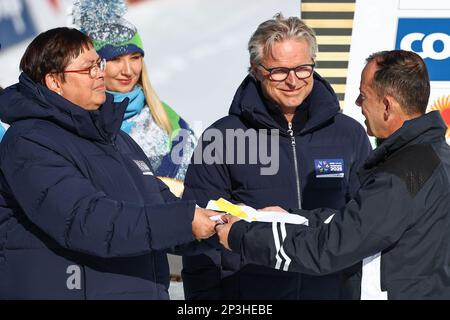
[363,111,447,169]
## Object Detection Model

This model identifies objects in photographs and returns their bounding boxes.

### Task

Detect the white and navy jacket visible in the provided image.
[229,111,450,300]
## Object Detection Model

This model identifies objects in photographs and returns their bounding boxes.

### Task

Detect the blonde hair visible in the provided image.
[139,60,173,136]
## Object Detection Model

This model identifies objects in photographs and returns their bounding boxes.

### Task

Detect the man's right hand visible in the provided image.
[192,208,219,240]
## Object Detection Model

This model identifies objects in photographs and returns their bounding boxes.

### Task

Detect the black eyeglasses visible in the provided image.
[259,63,315,81]
[62,58,106,79]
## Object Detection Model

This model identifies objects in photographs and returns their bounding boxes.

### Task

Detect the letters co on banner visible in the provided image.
[396,18,450,81]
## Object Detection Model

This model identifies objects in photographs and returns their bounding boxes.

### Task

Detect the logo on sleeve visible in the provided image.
[314,159,344,178]
[133,160,154,175]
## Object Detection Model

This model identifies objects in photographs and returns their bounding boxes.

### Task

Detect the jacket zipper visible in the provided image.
[288,122,302,209]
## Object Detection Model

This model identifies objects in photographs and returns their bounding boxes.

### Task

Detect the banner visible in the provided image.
[396,18,450,81]
[0,0,37,49]
[344,0,450,144]
[0,0,153,51]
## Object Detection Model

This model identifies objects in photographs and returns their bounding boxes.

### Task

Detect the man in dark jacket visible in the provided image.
[182,14,372,300]
[218,50,450,299]
[0,27,217,299]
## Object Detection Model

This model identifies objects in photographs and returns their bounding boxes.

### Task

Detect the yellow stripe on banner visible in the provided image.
[316,52,350,61]
[303,19,354,28]
[315,68,348,77]
[301,3,356,12]
[339,100,345,109]
[215,198,249,219]
[316,36,352,45]
[331,84,346,94]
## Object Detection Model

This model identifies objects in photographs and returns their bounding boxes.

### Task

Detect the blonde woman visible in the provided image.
[74,0,196,195]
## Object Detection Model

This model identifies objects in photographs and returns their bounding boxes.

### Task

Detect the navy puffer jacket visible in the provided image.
[0,73,196,299]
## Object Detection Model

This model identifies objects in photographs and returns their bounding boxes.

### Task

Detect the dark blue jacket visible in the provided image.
[0,74,196,299]
[182,74,372,299]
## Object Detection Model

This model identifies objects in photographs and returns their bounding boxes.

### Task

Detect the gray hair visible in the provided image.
[248,13,318,75]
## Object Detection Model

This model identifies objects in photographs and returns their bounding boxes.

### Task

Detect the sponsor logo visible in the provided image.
[396,18,450,81]
[133,160,154,175]
[428,94,450,140]
[314,159,344,178]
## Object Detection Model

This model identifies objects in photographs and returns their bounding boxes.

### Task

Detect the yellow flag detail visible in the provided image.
[215,198,249,219]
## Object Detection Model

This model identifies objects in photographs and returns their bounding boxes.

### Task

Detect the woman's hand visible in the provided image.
[192,208,218,239]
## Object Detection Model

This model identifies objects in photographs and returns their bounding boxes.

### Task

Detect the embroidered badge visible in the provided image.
[133,160,154,175]
[314,159,344,178]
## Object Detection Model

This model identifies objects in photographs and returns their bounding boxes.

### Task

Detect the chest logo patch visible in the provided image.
[314,159,344,178]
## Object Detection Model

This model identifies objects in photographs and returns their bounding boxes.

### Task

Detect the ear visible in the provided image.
[383,95,400,121]
[44,73,63,95]
[250,62,263,81]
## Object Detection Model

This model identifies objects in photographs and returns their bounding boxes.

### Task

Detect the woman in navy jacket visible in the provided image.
[0,27,216,299]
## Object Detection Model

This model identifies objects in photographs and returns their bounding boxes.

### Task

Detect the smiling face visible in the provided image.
[59,46,106,110]
[254,38,314,119]
[104,52,143,93]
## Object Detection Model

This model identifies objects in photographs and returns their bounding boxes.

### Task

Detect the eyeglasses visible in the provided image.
[62,58,106,79]
[259,63,315,81]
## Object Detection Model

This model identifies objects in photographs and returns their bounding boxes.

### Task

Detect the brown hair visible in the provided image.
[366,50,430,115]
[20,27,93,85]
